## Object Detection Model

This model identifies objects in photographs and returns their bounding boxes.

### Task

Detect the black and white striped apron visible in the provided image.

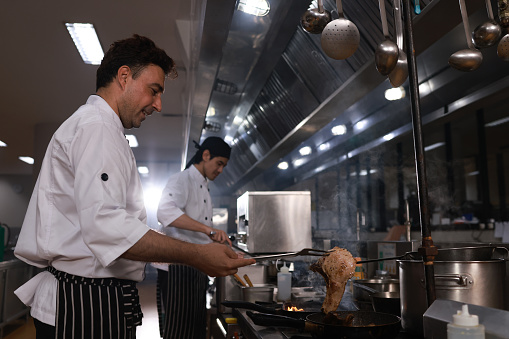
[163,264,209,339]
[47,266,143,339]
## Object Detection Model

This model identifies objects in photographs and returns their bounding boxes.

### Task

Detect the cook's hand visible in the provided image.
[208,228,232,246]
[191,243,255,277]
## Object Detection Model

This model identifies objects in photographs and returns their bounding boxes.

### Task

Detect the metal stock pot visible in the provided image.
[398,257,506,337]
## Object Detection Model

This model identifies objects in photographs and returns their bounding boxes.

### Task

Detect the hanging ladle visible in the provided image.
[375,0,399,75]
[472,0,502,48]
[300,0,332,34]
[388,0,408,87]
[320,0,360,60]
[449,0,483,71]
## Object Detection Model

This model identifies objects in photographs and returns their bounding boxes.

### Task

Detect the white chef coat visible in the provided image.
[154,166,213,271]
[14,95,150,325]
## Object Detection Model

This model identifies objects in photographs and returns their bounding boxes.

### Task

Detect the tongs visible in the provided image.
[251,248,331,261]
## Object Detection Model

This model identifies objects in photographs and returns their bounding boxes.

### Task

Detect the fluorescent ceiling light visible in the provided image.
[237,0,270,16]
[137,166,149,175]
[385,87,406,101]
[485,116,509,127]
[424,142,445,152]
[331,124,347,136]
[467,171,479,176]
[65,23,104,65]
[19,156,34,164]
[125,135,138,147]
[0,140,6,147]
[278,161,289,170]
[299,146,312,156]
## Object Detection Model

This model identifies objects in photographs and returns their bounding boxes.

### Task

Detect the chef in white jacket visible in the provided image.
[155,137,232,339]
[14,35,254,339]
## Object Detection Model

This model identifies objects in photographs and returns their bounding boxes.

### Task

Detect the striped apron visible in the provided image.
[47,266,143,339]
[163,264,209,339]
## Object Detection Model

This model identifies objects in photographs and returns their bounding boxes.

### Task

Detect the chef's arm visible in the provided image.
[120,229,253,276]
[168,214,232,246]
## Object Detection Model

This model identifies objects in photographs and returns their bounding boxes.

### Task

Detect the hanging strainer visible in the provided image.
[320,0,360,60]
[497,33,509,61]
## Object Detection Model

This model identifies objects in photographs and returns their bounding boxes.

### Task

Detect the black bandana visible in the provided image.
[186,137,231,169]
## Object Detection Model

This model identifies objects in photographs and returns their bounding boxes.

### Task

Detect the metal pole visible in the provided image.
[401,0,438,306]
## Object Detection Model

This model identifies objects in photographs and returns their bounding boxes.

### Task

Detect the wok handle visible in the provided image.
[246,311,305,329]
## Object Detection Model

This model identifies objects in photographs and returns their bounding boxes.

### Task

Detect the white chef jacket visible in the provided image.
[154,165,213,271]
[14,95,150,325]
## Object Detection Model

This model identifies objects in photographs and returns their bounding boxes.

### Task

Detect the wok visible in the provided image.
[352,282,401,316]
[221,300,318,319]
[247,310,401,339]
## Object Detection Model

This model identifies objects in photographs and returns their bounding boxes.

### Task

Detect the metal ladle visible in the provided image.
[320,0,360,60]
[300,0,332,34]
[473,0,502,48]
[388,0,408,87]
[375,0,399,76]
[448,0,483,71]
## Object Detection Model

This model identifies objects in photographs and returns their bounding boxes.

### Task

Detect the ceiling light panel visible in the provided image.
[65,23,104,65]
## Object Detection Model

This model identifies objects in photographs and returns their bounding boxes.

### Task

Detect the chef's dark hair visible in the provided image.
[96,34,177,91]
[185,137,231,169]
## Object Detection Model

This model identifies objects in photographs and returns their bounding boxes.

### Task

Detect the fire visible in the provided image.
[286,306,304,312]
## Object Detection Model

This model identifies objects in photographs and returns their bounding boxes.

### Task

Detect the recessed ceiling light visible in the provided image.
[237,0,270,16]
[385,86,406,101]
[299,146,312,156]
[224,135,234,144]
[19,156,34,165]
[383,133,394,141]
[331,124,347,136]
[0,140,6,147]
[318,142,330,151]
[65,23,104,65]
[137,166,149,175]
[278,161,289,170]
[125,135,138,147]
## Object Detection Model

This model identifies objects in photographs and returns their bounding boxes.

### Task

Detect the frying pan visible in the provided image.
[352,282,401,316]
[221,300,318,319]
[247,310,401,339]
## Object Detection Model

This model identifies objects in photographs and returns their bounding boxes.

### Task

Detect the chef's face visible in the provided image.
[202,150,228,181]
[118,64,165,129]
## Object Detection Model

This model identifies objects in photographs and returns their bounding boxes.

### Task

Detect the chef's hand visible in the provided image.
[192,243,255,277]
[207,227,232,246]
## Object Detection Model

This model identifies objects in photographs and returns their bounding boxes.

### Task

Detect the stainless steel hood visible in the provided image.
[190,0,508,196]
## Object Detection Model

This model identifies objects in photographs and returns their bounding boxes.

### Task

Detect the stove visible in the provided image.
[232,309,421,339]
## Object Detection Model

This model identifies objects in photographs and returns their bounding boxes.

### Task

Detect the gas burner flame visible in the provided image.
[286,306,304,312]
